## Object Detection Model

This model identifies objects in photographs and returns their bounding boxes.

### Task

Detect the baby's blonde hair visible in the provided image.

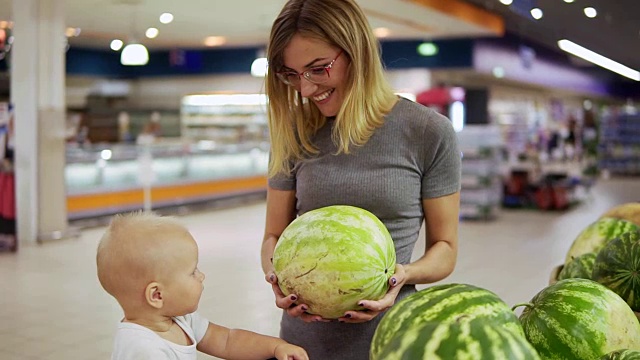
[96,212,191,305]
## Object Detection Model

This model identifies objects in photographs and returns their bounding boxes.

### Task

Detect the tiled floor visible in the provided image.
[0,177,638,360]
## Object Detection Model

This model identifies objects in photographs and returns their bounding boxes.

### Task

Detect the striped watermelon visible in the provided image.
[374,315,540,360]
[600,350,640,360]
[272,205,395,319]
[371,283,524,359]
[514,278,640,359]
[592,230,640,312]
[565,218,639,264]
[557,252,596,280]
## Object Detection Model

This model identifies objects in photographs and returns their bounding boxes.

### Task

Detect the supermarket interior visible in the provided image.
[0,0,639,359]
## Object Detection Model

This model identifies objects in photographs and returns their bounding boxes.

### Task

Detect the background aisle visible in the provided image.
[0,178,637,360]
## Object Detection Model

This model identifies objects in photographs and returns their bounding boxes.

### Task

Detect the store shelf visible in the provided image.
[598,109,640,175]
[457,125,503,220]
[180,93,269,143]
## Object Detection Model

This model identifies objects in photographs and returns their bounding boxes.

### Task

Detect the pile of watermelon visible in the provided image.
[273,203,640,359]
[555,203,640,317]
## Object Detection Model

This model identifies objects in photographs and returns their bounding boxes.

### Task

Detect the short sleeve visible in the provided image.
[184,311,210,343]
[421,111,462,198]
[268,153,296,190]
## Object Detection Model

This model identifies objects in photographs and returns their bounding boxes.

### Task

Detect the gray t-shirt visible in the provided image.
[269,97,461,359]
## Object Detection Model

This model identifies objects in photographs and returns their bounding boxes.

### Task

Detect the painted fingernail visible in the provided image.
[358,302,364,307]
[269,274,275,282]
[301,305,308,311]
[345,314,352,318]
[391,278,397,286]
[290,295,297,301]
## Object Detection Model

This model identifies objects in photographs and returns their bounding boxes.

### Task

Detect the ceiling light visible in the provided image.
[159,13,174,24]
[584,7,597,18]
[492,66,505,78]
[563,0,574,2]
[121,43,149,66]
[251,57,268,77]
[65,27,81,37]
[530,8,543,20]
[110,39,123,51]
[373,27,390,38]
[558,39,639,81]
[145,27,159,39]
[499,0,513,5]
[204,36,226,47]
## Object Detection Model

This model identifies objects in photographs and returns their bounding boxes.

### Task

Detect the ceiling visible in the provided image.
[0,0,500,49]
[462,0,640,77]
[1,0,636,87]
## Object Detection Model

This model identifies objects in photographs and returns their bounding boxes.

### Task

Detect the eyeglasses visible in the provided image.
[276,50,343,87]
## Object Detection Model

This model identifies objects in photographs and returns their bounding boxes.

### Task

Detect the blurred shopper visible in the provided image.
[0,104,16,252]
[97,212,308,360]
[260,0,462,358]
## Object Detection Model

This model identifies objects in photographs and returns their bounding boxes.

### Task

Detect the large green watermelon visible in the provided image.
[600,350,640,360]
[514,278,640,359]
[272,205,395,319]
[565,218,639,264]
[557,252,596,281]
[374,315,540,360]
[371,283,524,359]
[592,230,640,312]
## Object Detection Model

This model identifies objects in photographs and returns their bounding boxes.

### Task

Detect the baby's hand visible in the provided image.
[274,342,309,360]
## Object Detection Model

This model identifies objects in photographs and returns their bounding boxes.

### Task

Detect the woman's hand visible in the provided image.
[338,264,407,323]
[265,271,330,323]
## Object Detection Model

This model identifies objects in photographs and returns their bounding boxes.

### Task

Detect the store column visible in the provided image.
[10,0,68,245]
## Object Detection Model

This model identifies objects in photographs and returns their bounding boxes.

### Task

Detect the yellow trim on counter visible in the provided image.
[67,176,267,213]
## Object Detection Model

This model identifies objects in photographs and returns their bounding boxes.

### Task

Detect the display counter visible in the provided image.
[65,140,269,219]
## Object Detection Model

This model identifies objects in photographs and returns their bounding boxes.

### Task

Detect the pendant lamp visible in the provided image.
[120,3,149,66]
[121,42,148,66]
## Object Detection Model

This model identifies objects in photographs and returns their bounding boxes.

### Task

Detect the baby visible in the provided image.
[97,212,308,360]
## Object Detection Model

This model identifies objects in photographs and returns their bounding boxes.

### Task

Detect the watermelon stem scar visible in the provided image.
[512,303,533,311]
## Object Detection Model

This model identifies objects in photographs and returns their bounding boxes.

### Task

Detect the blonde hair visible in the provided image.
[266,0,398,177]
[96,212,191,303]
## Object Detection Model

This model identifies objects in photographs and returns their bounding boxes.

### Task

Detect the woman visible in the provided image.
[260,0,461,358]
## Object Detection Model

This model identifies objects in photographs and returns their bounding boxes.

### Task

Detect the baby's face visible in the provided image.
[161,234,205,316]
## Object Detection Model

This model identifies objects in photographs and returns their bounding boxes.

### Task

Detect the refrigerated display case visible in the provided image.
[65,140,269,220]
[65,92,273,220]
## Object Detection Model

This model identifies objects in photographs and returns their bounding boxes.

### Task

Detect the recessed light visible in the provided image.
[563,0,574,3]
[584,7,597,18]
[373,27,390,38]
[159,13,174,24]
[110,39,123,51]
[530,8,543,20]
[145,27,159,39]
[204,36,226,47]
[65,27,81,37]
[499,0,513,5]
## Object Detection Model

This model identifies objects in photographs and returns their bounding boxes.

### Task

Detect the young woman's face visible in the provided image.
[281,34,349,117]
